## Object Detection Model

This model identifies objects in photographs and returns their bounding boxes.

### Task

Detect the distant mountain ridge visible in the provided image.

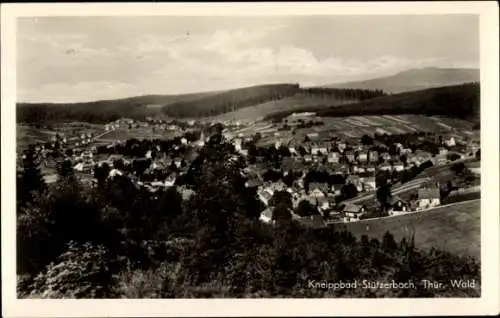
[324,67,480,93]
[16,68,480,124]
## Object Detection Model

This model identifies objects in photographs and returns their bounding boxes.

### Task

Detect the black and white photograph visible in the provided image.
[2,2,499,317]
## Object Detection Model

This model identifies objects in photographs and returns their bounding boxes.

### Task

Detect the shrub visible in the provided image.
[29,241,116,298]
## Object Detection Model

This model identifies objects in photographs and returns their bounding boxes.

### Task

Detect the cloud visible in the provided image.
[18,81,135,103]
[18,23,471,102]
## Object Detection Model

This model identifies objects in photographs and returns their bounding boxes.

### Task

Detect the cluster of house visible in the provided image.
[69,129,210,192]
[340,182,442,223]
[104,118,204,132]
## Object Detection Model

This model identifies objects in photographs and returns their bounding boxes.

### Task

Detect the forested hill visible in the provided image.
[161,84,301,118]
[16,92,217,124]
[266,82,480,122]
[161,86,386,118]
[16,83,386,123]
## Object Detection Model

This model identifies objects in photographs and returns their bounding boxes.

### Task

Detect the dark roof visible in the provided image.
[418,188,440,200]
[343,203,363,213]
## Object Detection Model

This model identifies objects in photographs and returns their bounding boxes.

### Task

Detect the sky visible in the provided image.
[17,15,479,103]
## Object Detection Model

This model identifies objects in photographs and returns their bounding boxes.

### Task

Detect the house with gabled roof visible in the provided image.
[310,142,328,156]
[388,196,411,216]
[364,164,376,173]
[362,176,376,192]
[346,175,363,192]
[379,162,393,171]
[165,173,177,187]
[345,151,356,163]
[357,151,368,163]
[259,207,274,224]
[393,161,405,172]
[342,204,366,222]
[336,140,347,153]
[331,183,343,196]
[368,150,379,163]
[308,182,329,198]
[327,151,340,164]
[258,188,274,206]
[317,196,330,211]
[381,152,392,161]
[417,186,441,210]
[331,164,349,175]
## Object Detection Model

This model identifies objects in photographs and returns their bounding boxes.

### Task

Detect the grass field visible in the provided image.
[214,95,355,122]
[335,199,480,259]
[285,115,477,141]
[17,126,56,148]
[96,127,180,142]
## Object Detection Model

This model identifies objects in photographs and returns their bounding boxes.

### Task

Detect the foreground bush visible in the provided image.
[28,241,116,298]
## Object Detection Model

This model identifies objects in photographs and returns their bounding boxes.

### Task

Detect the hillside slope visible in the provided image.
[325,67,480,93]
[336,199,480,259]
[212,94,358,122]
[17,92,218,124]
[266,82,480,122]
[161,84,301,118]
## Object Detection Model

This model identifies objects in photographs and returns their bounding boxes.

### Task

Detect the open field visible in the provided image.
[17,126,56,147]
[96,127,180,142]
[336,199,480,259]
[287,115,477,141]
[214,95,355,122]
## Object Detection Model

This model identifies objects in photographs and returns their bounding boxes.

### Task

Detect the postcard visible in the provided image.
[1,2,498,317]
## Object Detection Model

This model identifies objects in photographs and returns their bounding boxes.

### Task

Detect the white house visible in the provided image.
[258,189,274,206]
[311,143,328,156]
[327,152,340,164]
[379,163,392,171]
[309,182,329,198]
[165,174,177,187]
[368,150,379,163]
[357,151,368,163]
[342,204,365,222]
[337,141,347,153]
[438,147,448,156]
[444,136,456,147]
[233,138,243,151]
[331,184,343,196]
[363,177,376,192]
[109,169,123,178]
[393,161,405,172]
[388,197,410,216]
[317,197,330,211]
[417,187,441,210]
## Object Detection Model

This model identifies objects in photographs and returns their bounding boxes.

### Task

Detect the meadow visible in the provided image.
[336,199,480,259]
[214,94,356,122]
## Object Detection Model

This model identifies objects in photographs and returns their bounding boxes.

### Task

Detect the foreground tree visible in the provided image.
[28,241,117,298]
[376,183,392,214]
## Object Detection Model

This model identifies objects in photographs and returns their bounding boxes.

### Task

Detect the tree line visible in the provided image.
[265,83,480,122]
[162,84,301,118]
[300,87,386,101]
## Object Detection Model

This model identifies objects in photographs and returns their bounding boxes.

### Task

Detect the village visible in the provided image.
[18,112,481,228]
